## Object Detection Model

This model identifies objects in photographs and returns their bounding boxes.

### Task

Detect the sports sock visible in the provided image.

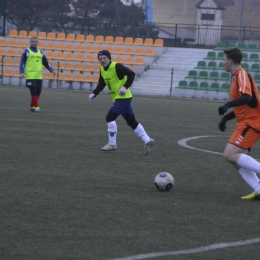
[238,168,260,190]
[237,154,260,174]
[107,121,117,146]
[31,95,38,107]
[134,123,150,144]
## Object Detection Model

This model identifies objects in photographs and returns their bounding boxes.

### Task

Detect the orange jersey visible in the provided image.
[230,67,260,130]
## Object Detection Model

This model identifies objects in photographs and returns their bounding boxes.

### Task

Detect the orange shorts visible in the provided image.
[229,123,260,151]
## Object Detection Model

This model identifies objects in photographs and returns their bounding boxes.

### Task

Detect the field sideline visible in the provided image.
[1,85,260,260]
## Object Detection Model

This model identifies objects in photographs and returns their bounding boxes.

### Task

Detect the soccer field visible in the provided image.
[1,85,260,260]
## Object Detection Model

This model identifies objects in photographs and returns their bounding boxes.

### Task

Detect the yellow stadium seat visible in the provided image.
[16,49,23,57]
[6,49,16,57]
[85,45,95,53]
[114,37,124,45]
[125,47,134,55]
[56,33,65,41]
[125,57,134,65]
[45,42,56,50]
[115,47,124,54]
[46,52,55,60]
[65,63,74,71]
[154,39,164,47]
[54,52,65,60]
[135,48,145,56]
[144,48,155,56]
[84,74,94,82]
[65,53,74,60]
[116,56,124,63]
[75,53,85,62]
[134,57,145,66]
[65,34,75,41]
[106,46,114,53]
[64,73,74,81]
[66,44,75,52]
[17,40,27,48]
[4,69,14,76]
[38,42,46,49]
[75,34,85,42]
[94,65,101,72]
[95,45,104,53]
[95,35,104,43]
[74,63,84,71]
[8,40,17,47]
[85,54,95,62]
[27,31,37,38]
[85,35,94,43]
[0,39,8,46]
[47,32,56,40]
[143,38,153,46]
[17,30,28,38]
[38,32,46,39]
[123,37,133,45]
[56,43,66,51]
[104,36,114,44]
[4,59,14,66]
[44,71,55,80]
[73,74,84,82]
[133,38,143,45]
[75,45,85,52]
[0,48,6,56]
[8,30,18,37]
[85,64,95,72]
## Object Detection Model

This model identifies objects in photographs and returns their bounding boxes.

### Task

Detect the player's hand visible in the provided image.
[20,73,25,78]
[218,118,227,132]
[119,86,127,95]
[218,103,230,115]
[52,71,56,76]
[89,93,95,102]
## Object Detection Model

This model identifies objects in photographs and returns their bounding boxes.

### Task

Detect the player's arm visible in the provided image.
[115,63,135,89]
[218,111,236,132]
[92,73,106,97]
[42,51,55,74]
[19,49,28,76]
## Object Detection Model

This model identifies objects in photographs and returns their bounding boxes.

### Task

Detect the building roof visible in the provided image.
[195,0,225,10]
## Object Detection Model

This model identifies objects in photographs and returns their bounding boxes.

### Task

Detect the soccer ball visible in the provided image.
[154,172,174,191]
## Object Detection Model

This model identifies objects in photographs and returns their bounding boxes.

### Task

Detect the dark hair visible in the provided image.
[223,47,243,65]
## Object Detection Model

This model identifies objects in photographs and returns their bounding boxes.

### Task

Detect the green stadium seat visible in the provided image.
[241,63,249,71]
[238,43,247,51]
[247,43,258,52]
[242,53,248,61]
[207,61,217,69]
[254,74,260,83]
[186,70,197,79]
[217,62,224,70]
[250,64,260,72]
[220,83,230,92]
[197,71,208,79]
[187,81,198,89]
[209,71,219,80]
[195,61,206,69]
[227,42,236,48]
[249,53,259,62]
[219,72,230,81]
[214,42,226,50]
[177,80,188,88]
[209,82,220,91]
[205,51,216,59]
[216,52,224,60]
[198,82,208,90]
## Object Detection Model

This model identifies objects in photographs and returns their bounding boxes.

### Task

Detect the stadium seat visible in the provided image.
[198,82,209,90]
[8,40,17,47]
[154,39,164,47]
[94,35,104,43]
[47,32,56,40]
[54,52,65,60]
[227,42,236,48]
[17,30,28,38]
[16,49,23,57]
[104,36,114,44]
[205,51,216,59]
[241,63,249,70]
[249,53,259,62]
[177,80,188,88]
[44,71,55,80]
[254,74,260,83]
[8,30,18,37]
[207,61,217,70]
[85,45,95,53]
[123,37,133,45]
[55,61,64,70]
[250,63,260,72]
[195,61,206,69]
[56,43,65,51]
[197,71,208,79]
[247,43,258,52]
[238,43,247,51]
[65,34,75,41]
[38,42,46,50]
[6,49,16,57]
[219,72,230,80]
[187,81,198,89]
[135,48,145,56]
[144,48,155,56]
[64,73,74,81]
[75,53,85,62]
[143,38,153,46]
[65,53,74,61]
[84,74,94,82]
[73,74,84,82]
[115,47,125,54]
[14,60,20,66]
[37,32,46,39]
[216,52,224,60]
[95,45,104,53]
[45,42,56,50]
[64,63,74,71]
[56,33,65,41]
[124,47,134,55]
[133,38,143,45]
[186,70,197,79]
[221,83,230,92]
[94,75,99,83]
[217,62,224,70]
[209,82,220,91]
[75,45,85,52]
[75,34,85,42]
[27,31,37,38]
[0,39,8,46]
[125,57,134,65]
[106,46,114,53]
[85,64,95,72]
[214,42,226,50]
[4,69,14,76]
[114,37,124,45]
[17,40,27,48]
[209,71,219,80]
[66,44,75,52]
[94,65,101,72]
[134,57,144,66]
[85,54,95,62]
[74,63,85,72]
[85,35,94,43]
[4,59,14,66]
[242,53,248,61]
[116,56,124,63]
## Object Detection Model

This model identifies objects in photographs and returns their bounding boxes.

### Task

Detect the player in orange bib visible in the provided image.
[218,47,260,200]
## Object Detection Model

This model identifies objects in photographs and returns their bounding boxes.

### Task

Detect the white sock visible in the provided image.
[238,168,260,190]
[237,154,260,174]
[134,123,150,144]
[107,121,117,146]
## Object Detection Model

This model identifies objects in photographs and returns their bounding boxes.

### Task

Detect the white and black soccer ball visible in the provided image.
[154,172,174,191]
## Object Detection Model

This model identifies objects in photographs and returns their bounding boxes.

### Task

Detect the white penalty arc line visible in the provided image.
[177,135,224,155]
[109,238,260,260]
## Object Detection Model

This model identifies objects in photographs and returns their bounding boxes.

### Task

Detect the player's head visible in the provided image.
[223,47,243,72]
[98,50,111,67]
[30,36,38,48]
